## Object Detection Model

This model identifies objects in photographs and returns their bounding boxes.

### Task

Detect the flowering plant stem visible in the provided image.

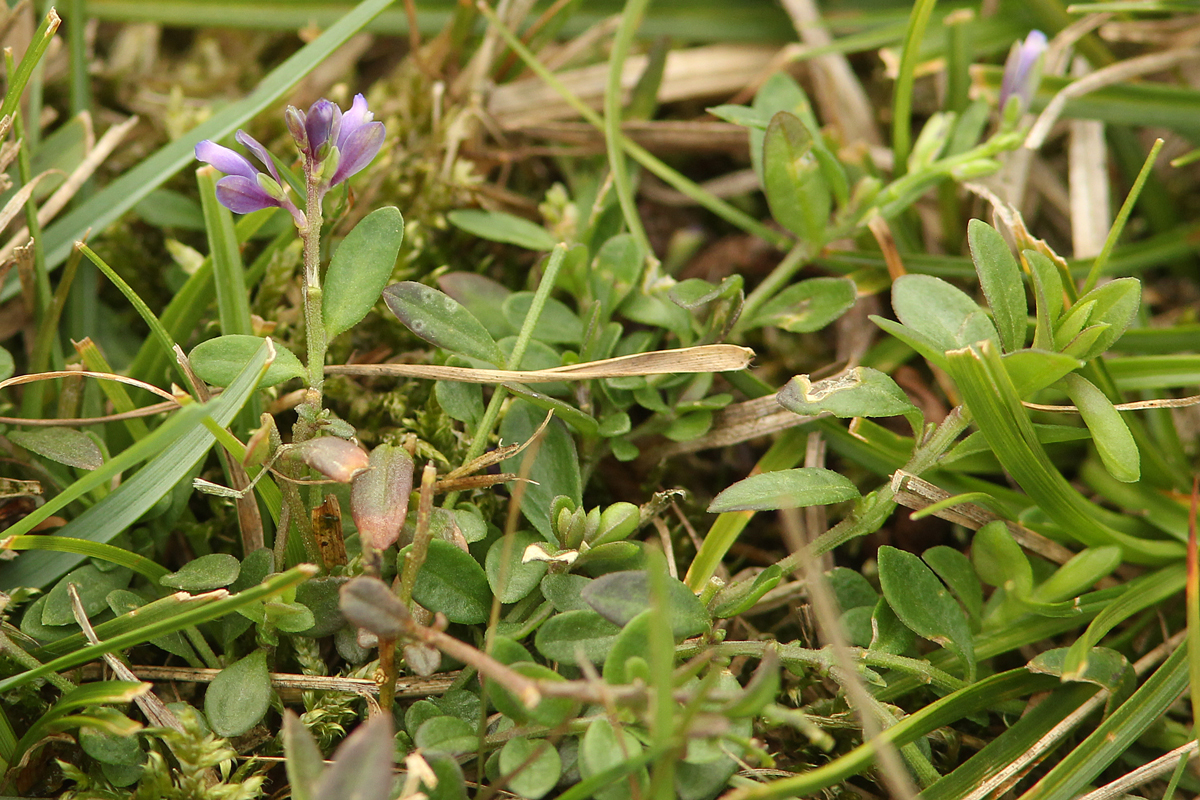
[301,171,327,415]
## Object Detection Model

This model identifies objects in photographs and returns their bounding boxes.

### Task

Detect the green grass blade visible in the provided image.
[0,9,61,122]
[944,342,1183,564]
[2,535,169,583]
[1082,138,1164,294]
[0,566,317,693]
[890,0,938,176]
[1019,643,1188,800]
[604,0,653,261]
[0,340,273,589]
[197,167,254,337]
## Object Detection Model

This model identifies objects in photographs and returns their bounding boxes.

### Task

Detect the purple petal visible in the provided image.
[329,122,385,186]
[337,94,373,149]
[999,30,1047,112]
[195,140,257,180]
[235,130,283,184]
[214,175,283,214]
[305,99,337,154]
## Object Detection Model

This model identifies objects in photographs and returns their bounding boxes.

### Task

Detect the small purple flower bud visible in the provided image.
[195,140,258,181]
[305,99,337,157]
[285,105,308,151]
[999,30,1047,115]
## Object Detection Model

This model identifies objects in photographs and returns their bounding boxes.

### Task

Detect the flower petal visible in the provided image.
[195,140,257,180]
[329,122,385,186]
[999,30,1047,113]
[214,175,283,214]
[337,93,373,149]
[235,130,283,184]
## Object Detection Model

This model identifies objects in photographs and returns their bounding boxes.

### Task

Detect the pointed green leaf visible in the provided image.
[762,111,831,244]
[500,400,581,541]
[708,468,859,513]
[189,334,305,388]
[448,209,555,251]
[777,366,919,427]
[1061,374,1139,482]
[383,281,505,366]
[323,206,404,340]
[878,545,976,681]
[581,570,710,639]
[401,538,491,625]
[160,554,241,592]
[749,276,856,333]
[8,427,103,470]
[205,649,272,737]
[892,274,997,352]
[968,219,1026,352]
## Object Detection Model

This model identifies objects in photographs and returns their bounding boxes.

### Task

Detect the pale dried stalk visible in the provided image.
[488,45,777,129]
[80,664,458,699]
[1026,47,1200,149]
[0,114,139,263]
[68,584,185,733]
[0,368,177,401]
[327,344,752,384]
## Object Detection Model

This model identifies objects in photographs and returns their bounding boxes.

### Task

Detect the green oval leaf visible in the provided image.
[893,274,997,352]
[486,530,548,604]
[762,111,831,245]
[500,400,581,541]
[502,292,583,345]
[415,715,477,755]
[490,661,576,727]
[878,545,976,681]
[777,366,918,422]
[500,738,561,800]
[189,335,305,388]
[580,570,710,639]
[382,281,505,366]
[42,565,132,626]
[205,649,272,737]
[160,553,240,592]
[534,609,622,665]
[750,276,856,333]
[8,426,103,470]
[708,468,859,513]
[1062,373,1140,482]
[403,538,491,624]
[448,209,556,251]
[323,206,404,340]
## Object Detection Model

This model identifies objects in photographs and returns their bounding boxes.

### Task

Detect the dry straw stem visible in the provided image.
[890,470,1110,575]
[487,45,776,129]
[0,114,139,264]
[1024,393,1200,413]
[326,344,753,384]
[78,664,458,700]
[1025,46,1200,150]
[68,584,184,733]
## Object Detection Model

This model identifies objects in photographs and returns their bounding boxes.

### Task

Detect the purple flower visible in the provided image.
[285,94,385,190]
[999,30,1047,115]
[195,134,305,226]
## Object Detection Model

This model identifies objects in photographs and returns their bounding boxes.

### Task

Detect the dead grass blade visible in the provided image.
[327,344,753,384]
